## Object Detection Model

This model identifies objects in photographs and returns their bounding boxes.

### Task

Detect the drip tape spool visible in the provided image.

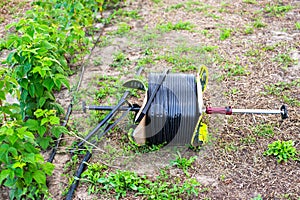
[133,73,201,146]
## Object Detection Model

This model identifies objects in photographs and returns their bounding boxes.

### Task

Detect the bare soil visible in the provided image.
[1,0,300,199]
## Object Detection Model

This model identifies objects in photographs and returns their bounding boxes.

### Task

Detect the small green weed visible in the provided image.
[243,0,258,4]
[114,9,141,20]
[240,135,256,144]
[170,152,197,176]
[273,53,297,69]
[113,22,131,35]
[155,53,197,72]
[224,143,238,152]
[156,21,195,32]
[81,162,201,199]
[264,140,299,163]
[264,4,293,17]
[96,75,119,100]
[244,25,254,34]
[223,63,249,77]
[252,124,274,138]
[253,18,267,28]
[264,79,300,106]
[219,28,232,40]
[224,87,240,96]
[110,51,131,68]
[251,194,263,200]
[295,22,300,30]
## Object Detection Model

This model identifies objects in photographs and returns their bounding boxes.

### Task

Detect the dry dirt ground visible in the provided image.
[1,0,300,200]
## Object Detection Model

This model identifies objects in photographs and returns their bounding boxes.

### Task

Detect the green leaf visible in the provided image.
[0,91,5,100]
[49,116,60,125]
[37,126,47,137]
[37,136,51,150]
[8,147,18,157]
[25,119,39,131]
[19,78,29,90]
[22,153,35,163]
[33,170,46,185]
[28,83,35,98]
[43,162,55,175]
[51,126,68,138]
[34,83,44,97]
[41,118,49,126]
[42,78,55,91]
[12,162,26,169]
[39,97,46,107]
[7,134,18,145]
[24,171,33,185]
[0,169,10,185]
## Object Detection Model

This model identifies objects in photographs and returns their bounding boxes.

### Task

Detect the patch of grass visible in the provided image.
[201,29,213,38]
[295,22,300,30]
[94,75,120,105]
[224,88,240,96]
[166,3,185,11]
[224,142,238,152]
[155,53,197,72]
[113,22,132,35]
[240,135,256,144]
[151,0,162,3]
[81,162,202,199]
[264,4,293,17]
[170,152,197,176]
[263,79,300,106]
[223,63,249,77]
[252,124,274,138]
[273,53,297,69]
[251,194,263,200]
[243,0,258,4]
[114,9,141,20]
[110,51,131,69]
[244,25,254,34]
[252,18,267,28]
[156,21,195,32]
[219,28,232,40]
[166,1,210,13]
[93,57,103,66]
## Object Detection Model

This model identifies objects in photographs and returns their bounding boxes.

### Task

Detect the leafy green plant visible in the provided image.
[243,0,258,4]
[264,4,293,17]
[252,124,274,138]
[110,51,131,68]
[273,53,297,69]
[170,152,197,176]
[264,79,300,106]
[156,21,195,32]
[264,140,299,163]
[81,162,201,199]
[244,25,254,34]
[219,28,231,40]
[113,22,132,35]
[251,194,263,200]
[253,18,267,28]
[223,63,249,77]
[0,0,124,198]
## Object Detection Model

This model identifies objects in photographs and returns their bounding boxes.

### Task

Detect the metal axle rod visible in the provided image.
[83,103,140,113]
[205,105,288,119]
[84,101,288,120]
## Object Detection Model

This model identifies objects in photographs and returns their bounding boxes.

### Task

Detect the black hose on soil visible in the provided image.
[65,151,92,200]
[48,104,73,162]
